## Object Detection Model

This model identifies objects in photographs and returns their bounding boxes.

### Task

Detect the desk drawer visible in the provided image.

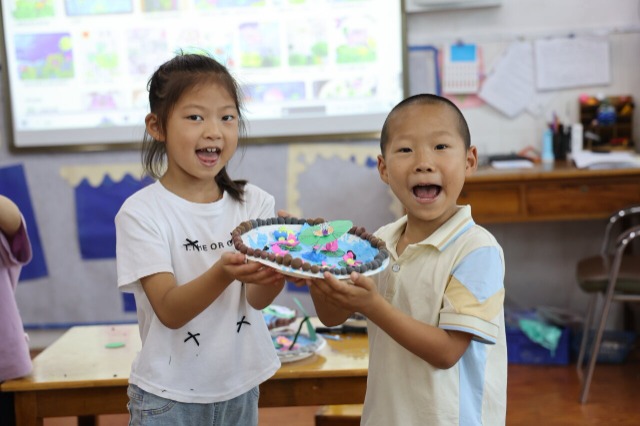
[527,181,640,217]
[458,187,522,218]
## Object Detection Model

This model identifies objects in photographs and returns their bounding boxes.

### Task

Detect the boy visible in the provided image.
[308,94,507,425]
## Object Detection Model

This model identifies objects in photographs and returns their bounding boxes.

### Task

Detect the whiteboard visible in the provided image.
[0,0,406,151]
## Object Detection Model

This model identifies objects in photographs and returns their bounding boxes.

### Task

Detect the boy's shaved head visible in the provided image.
[380,94,471,156]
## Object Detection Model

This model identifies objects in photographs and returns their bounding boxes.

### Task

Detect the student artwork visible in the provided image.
[271,332,326,363]
[270,296,325,363]
[231,217,390,280]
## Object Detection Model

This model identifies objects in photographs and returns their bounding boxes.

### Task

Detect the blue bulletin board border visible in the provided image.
[0,163,48,281]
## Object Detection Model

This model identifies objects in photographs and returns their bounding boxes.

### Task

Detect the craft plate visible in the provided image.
[239,223,389,280]
[249,256,390,280]
[271,332,327,363]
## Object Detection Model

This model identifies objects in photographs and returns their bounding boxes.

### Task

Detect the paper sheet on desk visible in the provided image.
[572,151,640,169]
[491,160,534,169]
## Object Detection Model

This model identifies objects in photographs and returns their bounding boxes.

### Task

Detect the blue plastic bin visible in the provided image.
[506,325,571,365]
[571,330,636,364]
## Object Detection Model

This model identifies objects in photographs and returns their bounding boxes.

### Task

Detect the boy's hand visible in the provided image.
[310,271,379,315]
[219,252,284,286]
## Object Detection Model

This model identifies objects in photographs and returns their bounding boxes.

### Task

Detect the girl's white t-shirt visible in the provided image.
[115,181,280,403]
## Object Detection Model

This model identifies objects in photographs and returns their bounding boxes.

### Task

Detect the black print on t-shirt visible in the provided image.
[182,238,235,252]
[183,238,203,251]
[236,315,251,333]
[184,331,200,346]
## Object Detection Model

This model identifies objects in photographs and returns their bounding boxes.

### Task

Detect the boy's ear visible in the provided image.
[377,154,389,184]
[145,113,164,141]
[465,145,478,176]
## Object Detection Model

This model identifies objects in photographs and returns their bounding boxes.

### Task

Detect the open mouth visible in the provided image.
[413,184,441,200]
[196,147,221,164]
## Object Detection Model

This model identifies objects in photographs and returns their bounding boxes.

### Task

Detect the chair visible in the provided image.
[576,205,640,404]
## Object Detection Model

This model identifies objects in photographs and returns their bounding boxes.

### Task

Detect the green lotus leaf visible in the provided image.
[298,220,353,247]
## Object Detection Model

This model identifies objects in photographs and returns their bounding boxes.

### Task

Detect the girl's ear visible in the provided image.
[145,113,164,141]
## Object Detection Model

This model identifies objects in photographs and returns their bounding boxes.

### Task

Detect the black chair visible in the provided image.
[576,205,640,403]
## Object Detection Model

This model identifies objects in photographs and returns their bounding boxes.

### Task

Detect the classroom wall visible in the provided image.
[2,0,639,328]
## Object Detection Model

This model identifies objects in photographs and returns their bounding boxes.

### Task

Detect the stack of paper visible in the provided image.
[491,159,534,169]
[572,151,640,169]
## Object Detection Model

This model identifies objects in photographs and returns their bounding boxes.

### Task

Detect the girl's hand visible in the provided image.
[219,252,284,287]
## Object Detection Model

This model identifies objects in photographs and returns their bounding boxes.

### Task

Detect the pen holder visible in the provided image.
[553,128,570,161]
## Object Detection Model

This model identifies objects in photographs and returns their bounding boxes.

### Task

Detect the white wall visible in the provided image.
[408,0,640,157]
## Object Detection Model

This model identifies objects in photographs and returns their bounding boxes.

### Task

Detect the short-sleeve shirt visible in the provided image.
[362,205,507,426]
[115,181,280,403]
[0,219,33,382]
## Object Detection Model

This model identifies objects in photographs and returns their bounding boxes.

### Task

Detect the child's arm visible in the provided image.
[312,271,472,369]
[0,194,23,237]
[245,274,285,310]
[142,252,282,329]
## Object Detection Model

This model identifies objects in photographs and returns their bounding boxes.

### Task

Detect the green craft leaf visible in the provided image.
[298,220,353,247]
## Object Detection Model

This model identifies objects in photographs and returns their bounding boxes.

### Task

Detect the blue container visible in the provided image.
[506,325,570,365]
[571,330,636,364]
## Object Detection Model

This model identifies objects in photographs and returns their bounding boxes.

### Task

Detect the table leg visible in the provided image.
[13,392,41,426]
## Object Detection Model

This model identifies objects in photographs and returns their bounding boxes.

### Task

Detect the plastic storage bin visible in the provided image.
[506,325,571,365]
[571,330,636,364]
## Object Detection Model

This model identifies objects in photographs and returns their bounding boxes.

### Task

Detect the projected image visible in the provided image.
[335,15,376,64]
[11,0,55,19]
[126,28,169,76]
[314,76,376,99]
[64,0,133,16]
[287,19,328,66]
[131,88,149,109]
[244,81,306,103]
[142,0,181,11]
[15,33,74,80]
[0,0,405,148]
[239,22,280,68]
[194,0,265,9]
[85,91,123,111]
[172,28,235,66]
[78,30,121,82]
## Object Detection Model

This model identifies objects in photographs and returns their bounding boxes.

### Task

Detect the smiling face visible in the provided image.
[377,102,477,239]
[145,81,239,202]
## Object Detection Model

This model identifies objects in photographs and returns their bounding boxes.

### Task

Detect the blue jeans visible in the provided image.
[127,383,259,426]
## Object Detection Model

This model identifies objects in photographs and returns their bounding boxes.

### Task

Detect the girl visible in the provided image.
[0,194,33,426]
[115,53,285,426]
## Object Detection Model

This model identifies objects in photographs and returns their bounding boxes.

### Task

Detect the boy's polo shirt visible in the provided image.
[362,205,507,426]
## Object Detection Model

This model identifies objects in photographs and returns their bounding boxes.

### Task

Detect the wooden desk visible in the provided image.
[460,162,640,223]
[1,323,368,426]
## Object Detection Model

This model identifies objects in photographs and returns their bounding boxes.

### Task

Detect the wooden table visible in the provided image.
[0,322,368,426]
[460,162,640,223]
